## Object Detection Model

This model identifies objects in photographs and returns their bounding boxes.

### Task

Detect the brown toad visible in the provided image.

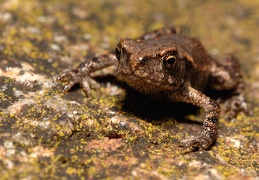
[57,27,248,151]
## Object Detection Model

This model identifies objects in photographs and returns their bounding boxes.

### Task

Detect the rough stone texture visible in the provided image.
[0,0,258,179]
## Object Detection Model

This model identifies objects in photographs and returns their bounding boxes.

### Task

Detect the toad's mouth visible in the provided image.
[117,69,182,93]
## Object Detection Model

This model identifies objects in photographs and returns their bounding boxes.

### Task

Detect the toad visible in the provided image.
[57,27,248,151]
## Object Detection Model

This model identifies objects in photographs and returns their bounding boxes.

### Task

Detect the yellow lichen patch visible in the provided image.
[215,165,239,178]
[66,167,78,175]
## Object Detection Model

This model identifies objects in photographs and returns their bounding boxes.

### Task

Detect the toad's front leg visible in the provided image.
[57,53,117,95]
[176,85,220,151]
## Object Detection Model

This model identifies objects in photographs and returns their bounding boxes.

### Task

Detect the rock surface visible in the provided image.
[0,0,258,179]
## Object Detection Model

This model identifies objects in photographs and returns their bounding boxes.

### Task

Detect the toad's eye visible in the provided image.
[115,47,121,60]
[163,53,177,69]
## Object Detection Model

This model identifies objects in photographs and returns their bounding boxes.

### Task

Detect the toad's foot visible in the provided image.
[223,93,252,121]
[179,135,214,151]
[57,53,118,95]
[57,63,99,95]
[57,67,99,96]
[222,75,252,120]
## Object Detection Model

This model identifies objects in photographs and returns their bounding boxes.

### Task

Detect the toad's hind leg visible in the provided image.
[210,55,250,120]
[210,55,241,91]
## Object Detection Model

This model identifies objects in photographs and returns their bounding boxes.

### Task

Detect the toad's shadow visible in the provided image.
[95,75,202,125]
[96,75,223,125]
[121,86,202,125]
